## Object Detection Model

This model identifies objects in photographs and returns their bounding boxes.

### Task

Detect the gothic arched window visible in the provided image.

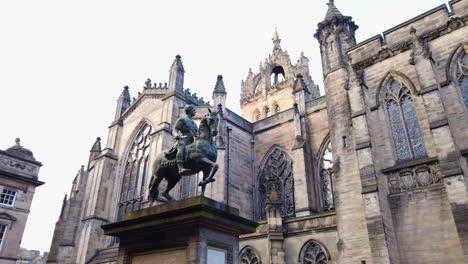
[299,240,329,264]
[455,47,468,109]
[319,140,334,211]
[273,103,280,114]
[258,148,294,220]
[253,110,261,122]
[239,246,261,264]
[117,124,152,220]
[263,106,270,118]
[384,77,427,162]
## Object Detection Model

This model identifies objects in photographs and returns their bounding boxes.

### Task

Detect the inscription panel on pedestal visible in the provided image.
[132,249,186,264]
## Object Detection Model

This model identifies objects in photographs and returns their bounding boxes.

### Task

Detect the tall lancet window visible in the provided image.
[258,148,295,220]
[117,124,152,220]
[455,48,468,109]
[384,78,426,162]
[319,141,334,211]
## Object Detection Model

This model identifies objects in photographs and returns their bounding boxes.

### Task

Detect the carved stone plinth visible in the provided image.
[102,196,258,264]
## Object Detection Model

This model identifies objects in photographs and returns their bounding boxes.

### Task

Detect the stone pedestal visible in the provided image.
[102,196,258,264]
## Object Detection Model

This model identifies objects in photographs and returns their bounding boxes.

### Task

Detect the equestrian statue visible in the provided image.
[148,105,219,201]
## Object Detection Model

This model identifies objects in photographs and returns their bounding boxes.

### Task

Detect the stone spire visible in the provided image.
[324,0,343,21]
[115,86,131,120]
[212,75,227,114]
[168,55,185,92]
[272,28,282,53]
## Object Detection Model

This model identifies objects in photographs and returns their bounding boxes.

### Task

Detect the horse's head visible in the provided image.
[205,108,219,137]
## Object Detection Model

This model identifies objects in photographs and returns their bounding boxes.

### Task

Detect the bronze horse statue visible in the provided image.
[148,109,219,201]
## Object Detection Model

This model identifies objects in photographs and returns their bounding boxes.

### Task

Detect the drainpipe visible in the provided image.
[226,126,232,205]
[250,137,256,220]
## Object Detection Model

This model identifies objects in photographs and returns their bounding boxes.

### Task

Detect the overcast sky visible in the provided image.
[0,0,449,253]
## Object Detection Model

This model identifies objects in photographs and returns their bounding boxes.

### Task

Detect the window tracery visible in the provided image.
[117,124,152,220]
[258,148,295,220]
[319,141,334,211]
[455,50,468,109]
[239,246,260,264]
[384,78,427,162]
[299,240,329,264]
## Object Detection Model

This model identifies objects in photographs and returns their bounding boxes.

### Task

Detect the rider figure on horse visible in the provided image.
[173,105,198,175]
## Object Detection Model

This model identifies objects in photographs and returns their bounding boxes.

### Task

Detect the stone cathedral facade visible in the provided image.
[47,1,468,263]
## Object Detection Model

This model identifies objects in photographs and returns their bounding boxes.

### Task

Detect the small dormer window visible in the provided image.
[271,66,286,85]
[0,189,16,206]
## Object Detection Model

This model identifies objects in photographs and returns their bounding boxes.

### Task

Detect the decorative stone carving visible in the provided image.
[447,17,464,33]
[387,161,441,194]
[0,156,38,177]
[299,240,329,264]
[409,27,431,65]
[258,148,295,220]
[239,246,261,264]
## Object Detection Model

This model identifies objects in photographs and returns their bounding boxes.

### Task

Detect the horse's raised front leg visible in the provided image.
[198,157,219,190]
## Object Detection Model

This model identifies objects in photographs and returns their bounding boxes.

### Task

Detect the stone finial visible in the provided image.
[272,28,282,52]
[6,138,35,161]
[324,0,343,21]
[144,78,152,89]
[213,75,226,93]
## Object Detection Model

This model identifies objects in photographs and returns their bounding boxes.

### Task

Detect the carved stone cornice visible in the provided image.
[351,14,467,71]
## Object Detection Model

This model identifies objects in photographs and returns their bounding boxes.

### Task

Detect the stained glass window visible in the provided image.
[117,124,152,220]
[258,148,295,220]
[239,246,260,264]
[319,142,334,211]
[456,52,468,109]
[384,79,427,162]
[300,241,329,264]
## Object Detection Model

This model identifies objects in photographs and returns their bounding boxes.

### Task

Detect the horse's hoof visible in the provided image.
[209,178,215,183]
[198,181,205,187]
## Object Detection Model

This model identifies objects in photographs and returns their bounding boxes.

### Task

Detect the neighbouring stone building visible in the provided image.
[17,248,48,264]
[47,0,468,263]
[0,139,44,264]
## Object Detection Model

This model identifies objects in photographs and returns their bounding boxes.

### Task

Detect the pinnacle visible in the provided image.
[324,0,343,21]
[90,137,102,152]
[170,54,185,72]
[272,28,282,51]
[214,75,226,93]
